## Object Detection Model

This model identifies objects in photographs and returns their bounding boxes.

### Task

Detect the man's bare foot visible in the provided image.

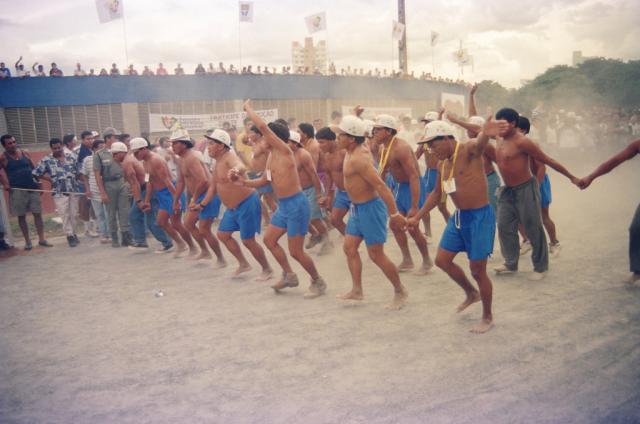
[256,268,274,282]
[232,263,251,277]
[470,317,494,333]
[456,291,481,312]
[397,260,415,273]
[385,287,408,310]
[336,290,363,301]
[414,260,434,276]
[173,243,188,258]
[186,248,200,259]
[626,273,640,285]
[189,251,212,261]
[214,258,227,269]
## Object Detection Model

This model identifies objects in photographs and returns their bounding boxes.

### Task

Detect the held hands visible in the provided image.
[140,201,151,213]
[576,176,593,190]
[406,216,419,230]
[100,192,110,204]
[407,207,418,219]
[389,213,407,232]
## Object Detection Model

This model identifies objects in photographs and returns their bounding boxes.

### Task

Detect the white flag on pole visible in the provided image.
[239,1,254,23]
[305,12,327,34]
[430,31,439,47]
[392,20,405,40]
[95,0,123,24]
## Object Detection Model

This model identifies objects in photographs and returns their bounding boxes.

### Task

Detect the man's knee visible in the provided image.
[343,241,357,256]
[469,262,486,280]
[241,238,257,249]
[217,231,231,243]
[434,255,452,271]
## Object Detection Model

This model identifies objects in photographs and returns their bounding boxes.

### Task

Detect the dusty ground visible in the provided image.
[1,159,639,424]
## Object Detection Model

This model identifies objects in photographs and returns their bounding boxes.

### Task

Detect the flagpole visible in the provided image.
[238,22,243,70]
[121,6,130,67]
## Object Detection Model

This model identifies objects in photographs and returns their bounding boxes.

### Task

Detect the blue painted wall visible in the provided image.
[0,75,466,108]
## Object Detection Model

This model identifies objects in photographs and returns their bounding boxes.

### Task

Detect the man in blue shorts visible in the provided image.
[409,119,509,333]
[133,135,195,256]
[231,100,326,298]
[333,115,409,310]
[195,129,273,280]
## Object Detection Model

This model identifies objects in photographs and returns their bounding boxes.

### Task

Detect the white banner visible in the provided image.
[392,20,405,40]
[305,12,327,34]
[149,109,279,133]
[239,1,254,23]
[341,106,412,122]
[96,0,123,24]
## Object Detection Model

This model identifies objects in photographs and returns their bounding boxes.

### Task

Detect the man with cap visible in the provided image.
[316,127,350,235]
[231,100,327,298]
[408,119,505,333]
[491,108,578,280]
[132,136,192,255]
[416,111,451,240]
[125,137,173,250]
[172,129,226,266]
[195,129,273,280]
[373,113,433,275]
[103,140,134,247]
[94,127,132,247]
[334,115,408,310]
[288,130,331,254]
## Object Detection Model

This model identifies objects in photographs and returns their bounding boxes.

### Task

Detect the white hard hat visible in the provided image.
[109,141,128,153]
[373,114,397,130]
[129,137,148,151]
[335,115,366,137]
[288,130,302,145]
[205,129,231,148]
[421,111,439,122]
[169,128,191,142]
[468,116,486,126]
[419,120,456,144]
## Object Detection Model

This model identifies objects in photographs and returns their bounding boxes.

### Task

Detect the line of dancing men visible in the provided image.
[3,92,639,334]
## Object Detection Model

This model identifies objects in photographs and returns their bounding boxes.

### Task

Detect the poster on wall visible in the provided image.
[149,109,278,133]
[440,93,466,116]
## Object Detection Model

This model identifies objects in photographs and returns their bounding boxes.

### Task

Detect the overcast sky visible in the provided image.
[1,0,638,87]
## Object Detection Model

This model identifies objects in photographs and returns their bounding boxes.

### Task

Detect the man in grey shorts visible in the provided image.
[492,108,578,280]
[0,134,51,250]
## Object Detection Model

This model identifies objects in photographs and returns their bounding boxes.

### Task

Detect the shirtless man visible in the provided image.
[131,137,193,255]
[288,131,331,254]
[248,126,278,224]
[231,100,327,297]
[492,108,578,280]
[515,117,561,257]
[316,127,349,235]
[373,114,432,274]
[578,139,640,284]
[416,111,451,238]
[171,131,226,266]
[195,129,273,280]
[408,119,505,333]
[298,122,331,250]
[334,115,408,310]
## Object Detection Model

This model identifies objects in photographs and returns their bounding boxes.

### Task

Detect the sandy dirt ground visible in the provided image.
[1,159,639,424]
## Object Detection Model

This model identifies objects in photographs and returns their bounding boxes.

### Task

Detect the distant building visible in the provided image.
[572,51,597,66]
[292,37,327,74]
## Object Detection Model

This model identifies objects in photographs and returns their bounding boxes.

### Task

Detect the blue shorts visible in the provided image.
[270,191,310,237]
[385,173,397,191]
[539,174,552,209]
[393,179,427,215]
[218,192,262,240]
[248,172,273,194]
[333,189,352,210]
[439,204,496,261]
[423,168,438,193]
[487,171,501,213]
[303,186,325,220]
[157,187,186,214]
[197,193,221,220]
[346,197,388,246]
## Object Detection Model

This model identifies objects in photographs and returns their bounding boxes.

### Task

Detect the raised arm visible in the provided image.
[472,117,507,157]
[579,139,640,189]
[468,83,478,117]
[243,99,290,154]
[518,137,578,184]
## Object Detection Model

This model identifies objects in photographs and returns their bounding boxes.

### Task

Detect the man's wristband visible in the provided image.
[389,212,401,218]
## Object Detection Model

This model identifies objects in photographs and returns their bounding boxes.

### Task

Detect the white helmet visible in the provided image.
[374,114,397,130]
[205,129,231,148]
[288,130,302,145]
[336,115,366,137]
[468,116,486,126]
[421,111,439,123]
[419,120,456,144]
[109,141,128,153]
[129,137,148,151]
